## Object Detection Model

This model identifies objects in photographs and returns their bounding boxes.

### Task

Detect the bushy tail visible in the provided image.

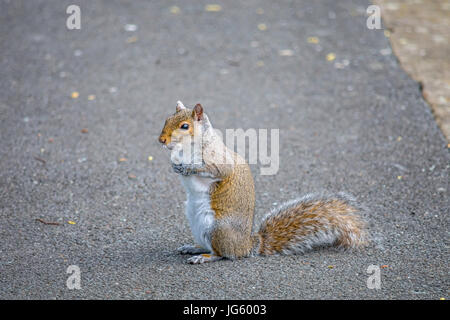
[253,193,368,256]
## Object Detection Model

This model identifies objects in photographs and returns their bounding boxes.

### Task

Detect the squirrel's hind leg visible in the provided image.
[177,244,210,255]
[187,253,223,264]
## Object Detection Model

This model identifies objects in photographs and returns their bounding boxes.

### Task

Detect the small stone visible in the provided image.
[177,47,188,56]
[124,24,138,32]
[380,48,392,56]
[278,49,294,56]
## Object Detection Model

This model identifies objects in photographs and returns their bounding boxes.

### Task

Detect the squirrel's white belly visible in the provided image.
[180,175,218,252]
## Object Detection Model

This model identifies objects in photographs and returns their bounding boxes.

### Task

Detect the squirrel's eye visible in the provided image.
[180,123,189,130]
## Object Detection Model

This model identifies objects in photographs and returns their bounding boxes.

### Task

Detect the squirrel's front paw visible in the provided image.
[172,163,185,175]
[172,163,198,176]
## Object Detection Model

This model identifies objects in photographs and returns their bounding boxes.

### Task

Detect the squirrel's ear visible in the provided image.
[176,101,186,112]
[192,103,203,121]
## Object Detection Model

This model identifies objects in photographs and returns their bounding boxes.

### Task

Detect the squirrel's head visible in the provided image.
[158,101,206,149]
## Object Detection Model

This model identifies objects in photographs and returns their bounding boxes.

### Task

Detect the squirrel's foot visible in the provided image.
[187,254,223,264]
[177,244,210,255]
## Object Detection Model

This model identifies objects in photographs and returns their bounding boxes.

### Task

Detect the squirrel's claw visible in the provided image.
[172,163,199,176]
[177,245,209,255]
[187,254,223,264]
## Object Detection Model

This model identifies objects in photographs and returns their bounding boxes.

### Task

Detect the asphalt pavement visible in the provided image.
[0,0,448,299]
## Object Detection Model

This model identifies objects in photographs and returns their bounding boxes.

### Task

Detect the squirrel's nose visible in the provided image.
[159,136,166,144]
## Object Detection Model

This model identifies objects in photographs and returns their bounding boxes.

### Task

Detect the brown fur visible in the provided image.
[158,109,194,145]
[258,198,367,255]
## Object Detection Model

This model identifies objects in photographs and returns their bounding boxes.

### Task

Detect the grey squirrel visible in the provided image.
[158,101,367,264]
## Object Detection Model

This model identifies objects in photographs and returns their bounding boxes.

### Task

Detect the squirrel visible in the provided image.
[158,101,367,264]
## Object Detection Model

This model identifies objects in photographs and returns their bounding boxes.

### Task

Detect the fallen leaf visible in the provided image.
[126,36,138,43]
[307,36,319,44]
[81,128,88,134]
[88,94,96,101]
[205,4,222,12]
[148,156,153,161]
[71,91,79,99]
[119,157,127,162]
[326,53,336,61]
[128,174,137,179]
[169,6,180,14]
[68,220,76,225]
